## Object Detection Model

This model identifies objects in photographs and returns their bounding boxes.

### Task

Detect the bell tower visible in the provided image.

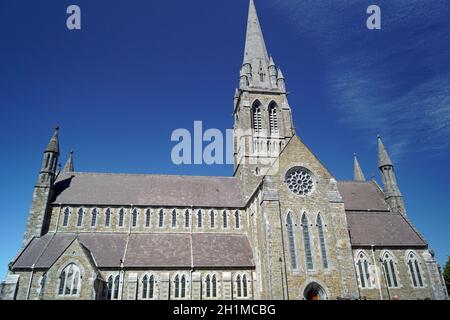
[22,127,60,246]
[234,0,295,199]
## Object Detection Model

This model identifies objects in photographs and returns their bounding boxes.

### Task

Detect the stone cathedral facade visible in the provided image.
[1,0,448,300]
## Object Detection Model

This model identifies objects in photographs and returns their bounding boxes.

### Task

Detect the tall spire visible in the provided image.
[46,126,60,154]
[377,135,392,168]
[63,151,74,172]
[376,135,407,216]
[353,153,366,181]
[38,127,60,186]
[243,0,269,65]
[24,126,61,245]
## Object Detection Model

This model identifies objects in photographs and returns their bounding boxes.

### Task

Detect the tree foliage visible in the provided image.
[444,256,450,293]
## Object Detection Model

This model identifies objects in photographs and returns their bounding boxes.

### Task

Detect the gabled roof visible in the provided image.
[11,233,254,270]
[52,172,245,208]
[346,212,427,247]
[337,180,427,247]
[337,181,389,211]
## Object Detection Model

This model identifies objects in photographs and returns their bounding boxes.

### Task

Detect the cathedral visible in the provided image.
[0,0,448,300]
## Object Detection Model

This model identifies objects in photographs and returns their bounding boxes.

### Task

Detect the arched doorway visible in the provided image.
[303,282,327,300]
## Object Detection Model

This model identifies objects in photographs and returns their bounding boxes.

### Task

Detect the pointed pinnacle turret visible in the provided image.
[269,55,275,67]
[63,151,74,172]
[377,135,393,168]
[353,153,366,181]
[277,68,285,79]
[243,0,269,65]
[46,126,60,154]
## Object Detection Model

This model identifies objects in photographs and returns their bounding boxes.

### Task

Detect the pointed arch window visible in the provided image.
[174,275,180,298]
[212,274,217,298]
[356,252,372,288]
[91,208,98,227]
[205,274,217,298]
[77,208,84,227]
[197,210,203,228]
[235,274,248,298]
[235,211,240,229]
[269,103,279,135]
[142,274,155,299]
[58,264,81,296]
[181,275,186,298]
[252,102,262,133]
[105,275,120,300]
[113,275,120,300]
[236,275,241,298]
[205,275,211,298]
[118,208,125,227]
[185,210,190,228]
[223,211,228,229]
[107,275,120,300]
[316,214,329,270]
[174,274,186,299]
[58,270,66,295]
[106,276,113,299]
[142,275,148,299]
[301,214,314,270]
[105,208,111,227]
[145,209,151,227]
[407,251,424,287]
[286,212,298,270]
[210,210,215,228]
[131,209,138,227]
[381,251,398,288]
[172,210,177,228]
[63,208,70,227]
[158,209,164,228]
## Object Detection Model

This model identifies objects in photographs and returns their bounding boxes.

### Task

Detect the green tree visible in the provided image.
[444,256,450,294]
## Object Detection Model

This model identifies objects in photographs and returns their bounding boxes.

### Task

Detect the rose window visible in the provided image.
[286,167,315,196]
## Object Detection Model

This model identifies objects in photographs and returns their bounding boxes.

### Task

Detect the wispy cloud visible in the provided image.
[269,0,450,161]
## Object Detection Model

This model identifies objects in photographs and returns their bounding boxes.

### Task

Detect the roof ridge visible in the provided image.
[346,211,394,215]
[398,213,428,246]
[338,180,373,183]
[60,171,238,179]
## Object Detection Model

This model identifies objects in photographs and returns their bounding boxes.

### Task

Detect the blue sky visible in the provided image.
[0,0,449,280]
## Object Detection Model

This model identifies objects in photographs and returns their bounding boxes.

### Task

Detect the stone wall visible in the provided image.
[352,248,439,300]
[47,206,247,235]
[7,265,254,300]
[255,136,359,300]
[23,186,51,246]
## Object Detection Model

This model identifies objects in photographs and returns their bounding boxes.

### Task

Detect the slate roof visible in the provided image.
[11,233,254,270]
[337,181,389,211]
[52,172,245,208]
[192,233,254,268]
[346,212,426,247]
[337,180,427,247]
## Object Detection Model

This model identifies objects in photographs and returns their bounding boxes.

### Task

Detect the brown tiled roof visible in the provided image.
[52,172,245,208]
[74,233,128,267]
[346,212,427,247]
[337,181,389,211]
[192,234,254,268]
[124,234,191,268]
[11,232,254,269]
[337,181,427,247]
